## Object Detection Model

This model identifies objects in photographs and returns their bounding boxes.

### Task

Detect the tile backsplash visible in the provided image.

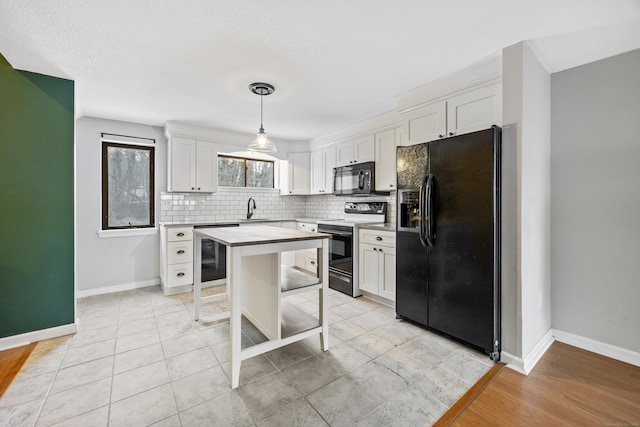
[160,188,396,224]
[304,194,396,224]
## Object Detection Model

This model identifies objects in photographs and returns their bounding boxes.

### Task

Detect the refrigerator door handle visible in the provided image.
[418,174,430,247]
[425,174,434,248]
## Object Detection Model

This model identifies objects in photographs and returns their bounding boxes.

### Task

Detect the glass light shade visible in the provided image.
[248,129,277,154]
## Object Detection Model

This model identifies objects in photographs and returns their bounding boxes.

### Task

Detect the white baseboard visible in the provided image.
[0,323,77,352]
[553,328,640,368]
[76,278,160,298]
[500,351,525,374]
[500,329,554,375]
[523,329,554,374]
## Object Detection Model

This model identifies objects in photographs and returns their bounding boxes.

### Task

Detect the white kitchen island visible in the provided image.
[193,225,330,389]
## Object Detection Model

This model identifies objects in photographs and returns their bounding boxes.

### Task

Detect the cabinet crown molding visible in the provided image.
[164,120,310,154]
[395,54,502,114]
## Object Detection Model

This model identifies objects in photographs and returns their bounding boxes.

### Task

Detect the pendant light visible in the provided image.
[247,82,277,154]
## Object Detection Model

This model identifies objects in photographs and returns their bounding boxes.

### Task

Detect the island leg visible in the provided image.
[319,238,329,351]
[229,247,242,389]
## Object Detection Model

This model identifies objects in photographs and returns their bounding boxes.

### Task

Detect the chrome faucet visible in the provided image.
[247,197,257,219]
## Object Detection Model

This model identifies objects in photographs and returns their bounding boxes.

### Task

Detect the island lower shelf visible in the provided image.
[281,265,321,295]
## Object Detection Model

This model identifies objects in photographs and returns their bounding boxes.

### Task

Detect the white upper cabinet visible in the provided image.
[310,145,336,195]
[168,137,218,192]
[400,82,501,146]
[336,139,354,166]
[285,152,310,195]
[194,141,217,192]
[402,100,447,146]
[336,134,375,166]
[354,135,375,163]
[446,83,502,137]
[397,56,502,146]
[374,128,398,191]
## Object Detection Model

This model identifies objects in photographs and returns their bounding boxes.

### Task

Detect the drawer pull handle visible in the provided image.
[376,236,383,241]
[177,272,185,277]
[177,250,185,255]
[177,232,185,237]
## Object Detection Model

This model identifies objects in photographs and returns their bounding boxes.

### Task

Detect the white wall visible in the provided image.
[520,42,552,357]
[76,117,167,293]
[500,47,521,358]
[501,41,552,367]
[551,49,640,354]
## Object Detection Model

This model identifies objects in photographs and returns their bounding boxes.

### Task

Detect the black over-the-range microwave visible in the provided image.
[332,161,390,196]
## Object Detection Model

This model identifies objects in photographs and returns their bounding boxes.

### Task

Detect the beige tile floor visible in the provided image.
[0,285,493,426]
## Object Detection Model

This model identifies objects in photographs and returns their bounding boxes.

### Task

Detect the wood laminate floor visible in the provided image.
[0,343,36,397]
[438,341,640,426]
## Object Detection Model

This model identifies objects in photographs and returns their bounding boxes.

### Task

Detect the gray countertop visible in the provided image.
[194,225,330,246]
[358,223,396,231]
[160,217,333,227]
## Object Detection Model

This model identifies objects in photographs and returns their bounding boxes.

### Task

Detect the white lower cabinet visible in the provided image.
[295,222,318,274]
[358,229,396,302]
[160,226,194,295]
[161,221,300,295]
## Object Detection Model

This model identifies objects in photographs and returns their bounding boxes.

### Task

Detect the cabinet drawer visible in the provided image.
[359,229,395,247]
[167,241,193,264]
[305,253,318,274]
[166,262,193,287]
[167,227,193,242]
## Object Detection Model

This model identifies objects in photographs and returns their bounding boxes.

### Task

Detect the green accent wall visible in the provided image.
[0,53,75,338]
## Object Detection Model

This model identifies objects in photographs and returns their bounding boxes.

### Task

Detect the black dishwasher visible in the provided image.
[195,224,239,282]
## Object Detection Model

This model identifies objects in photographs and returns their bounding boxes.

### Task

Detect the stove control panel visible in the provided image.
[344,202,387,215]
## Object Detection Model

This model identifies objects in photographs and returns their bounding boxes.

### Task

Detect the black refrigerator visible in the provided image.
[395,126,500,360]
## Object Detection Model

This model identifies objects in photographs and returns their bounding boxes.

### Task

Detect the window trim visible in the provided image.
[101,141,155,230]
[218,154,275,188]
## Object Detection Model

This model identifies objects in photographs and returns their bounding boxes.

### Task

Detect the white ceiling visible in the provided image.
[1,0,639,141]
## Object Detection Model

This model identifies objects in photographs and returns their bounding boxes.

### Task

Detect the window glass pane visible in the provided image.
[218,157,245,187]
[247,160,274,188]
[107,146,151,227]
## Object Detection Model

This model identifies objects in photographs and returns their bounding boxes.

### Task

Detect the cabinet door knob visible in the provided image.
[191,187,195,190]
[310,260,316,265]
[449,132,455,136]
[177,272,185,277]
[197,187,201,190]
[390,184,394,187]
[439,134,444,138]
[176,232,185,237]
[379,248,383,253]
[373,247,377,251]
[376,236,383,241]
[177,250,185,255]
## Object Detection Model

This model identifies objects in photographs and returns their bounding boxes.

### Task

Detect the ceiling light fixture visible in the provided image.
[247,82,277,154]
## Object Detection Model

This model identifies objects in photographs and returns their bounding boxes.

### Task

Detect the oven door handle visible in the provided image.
[328,267,353,280]
[318,230,352,237]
